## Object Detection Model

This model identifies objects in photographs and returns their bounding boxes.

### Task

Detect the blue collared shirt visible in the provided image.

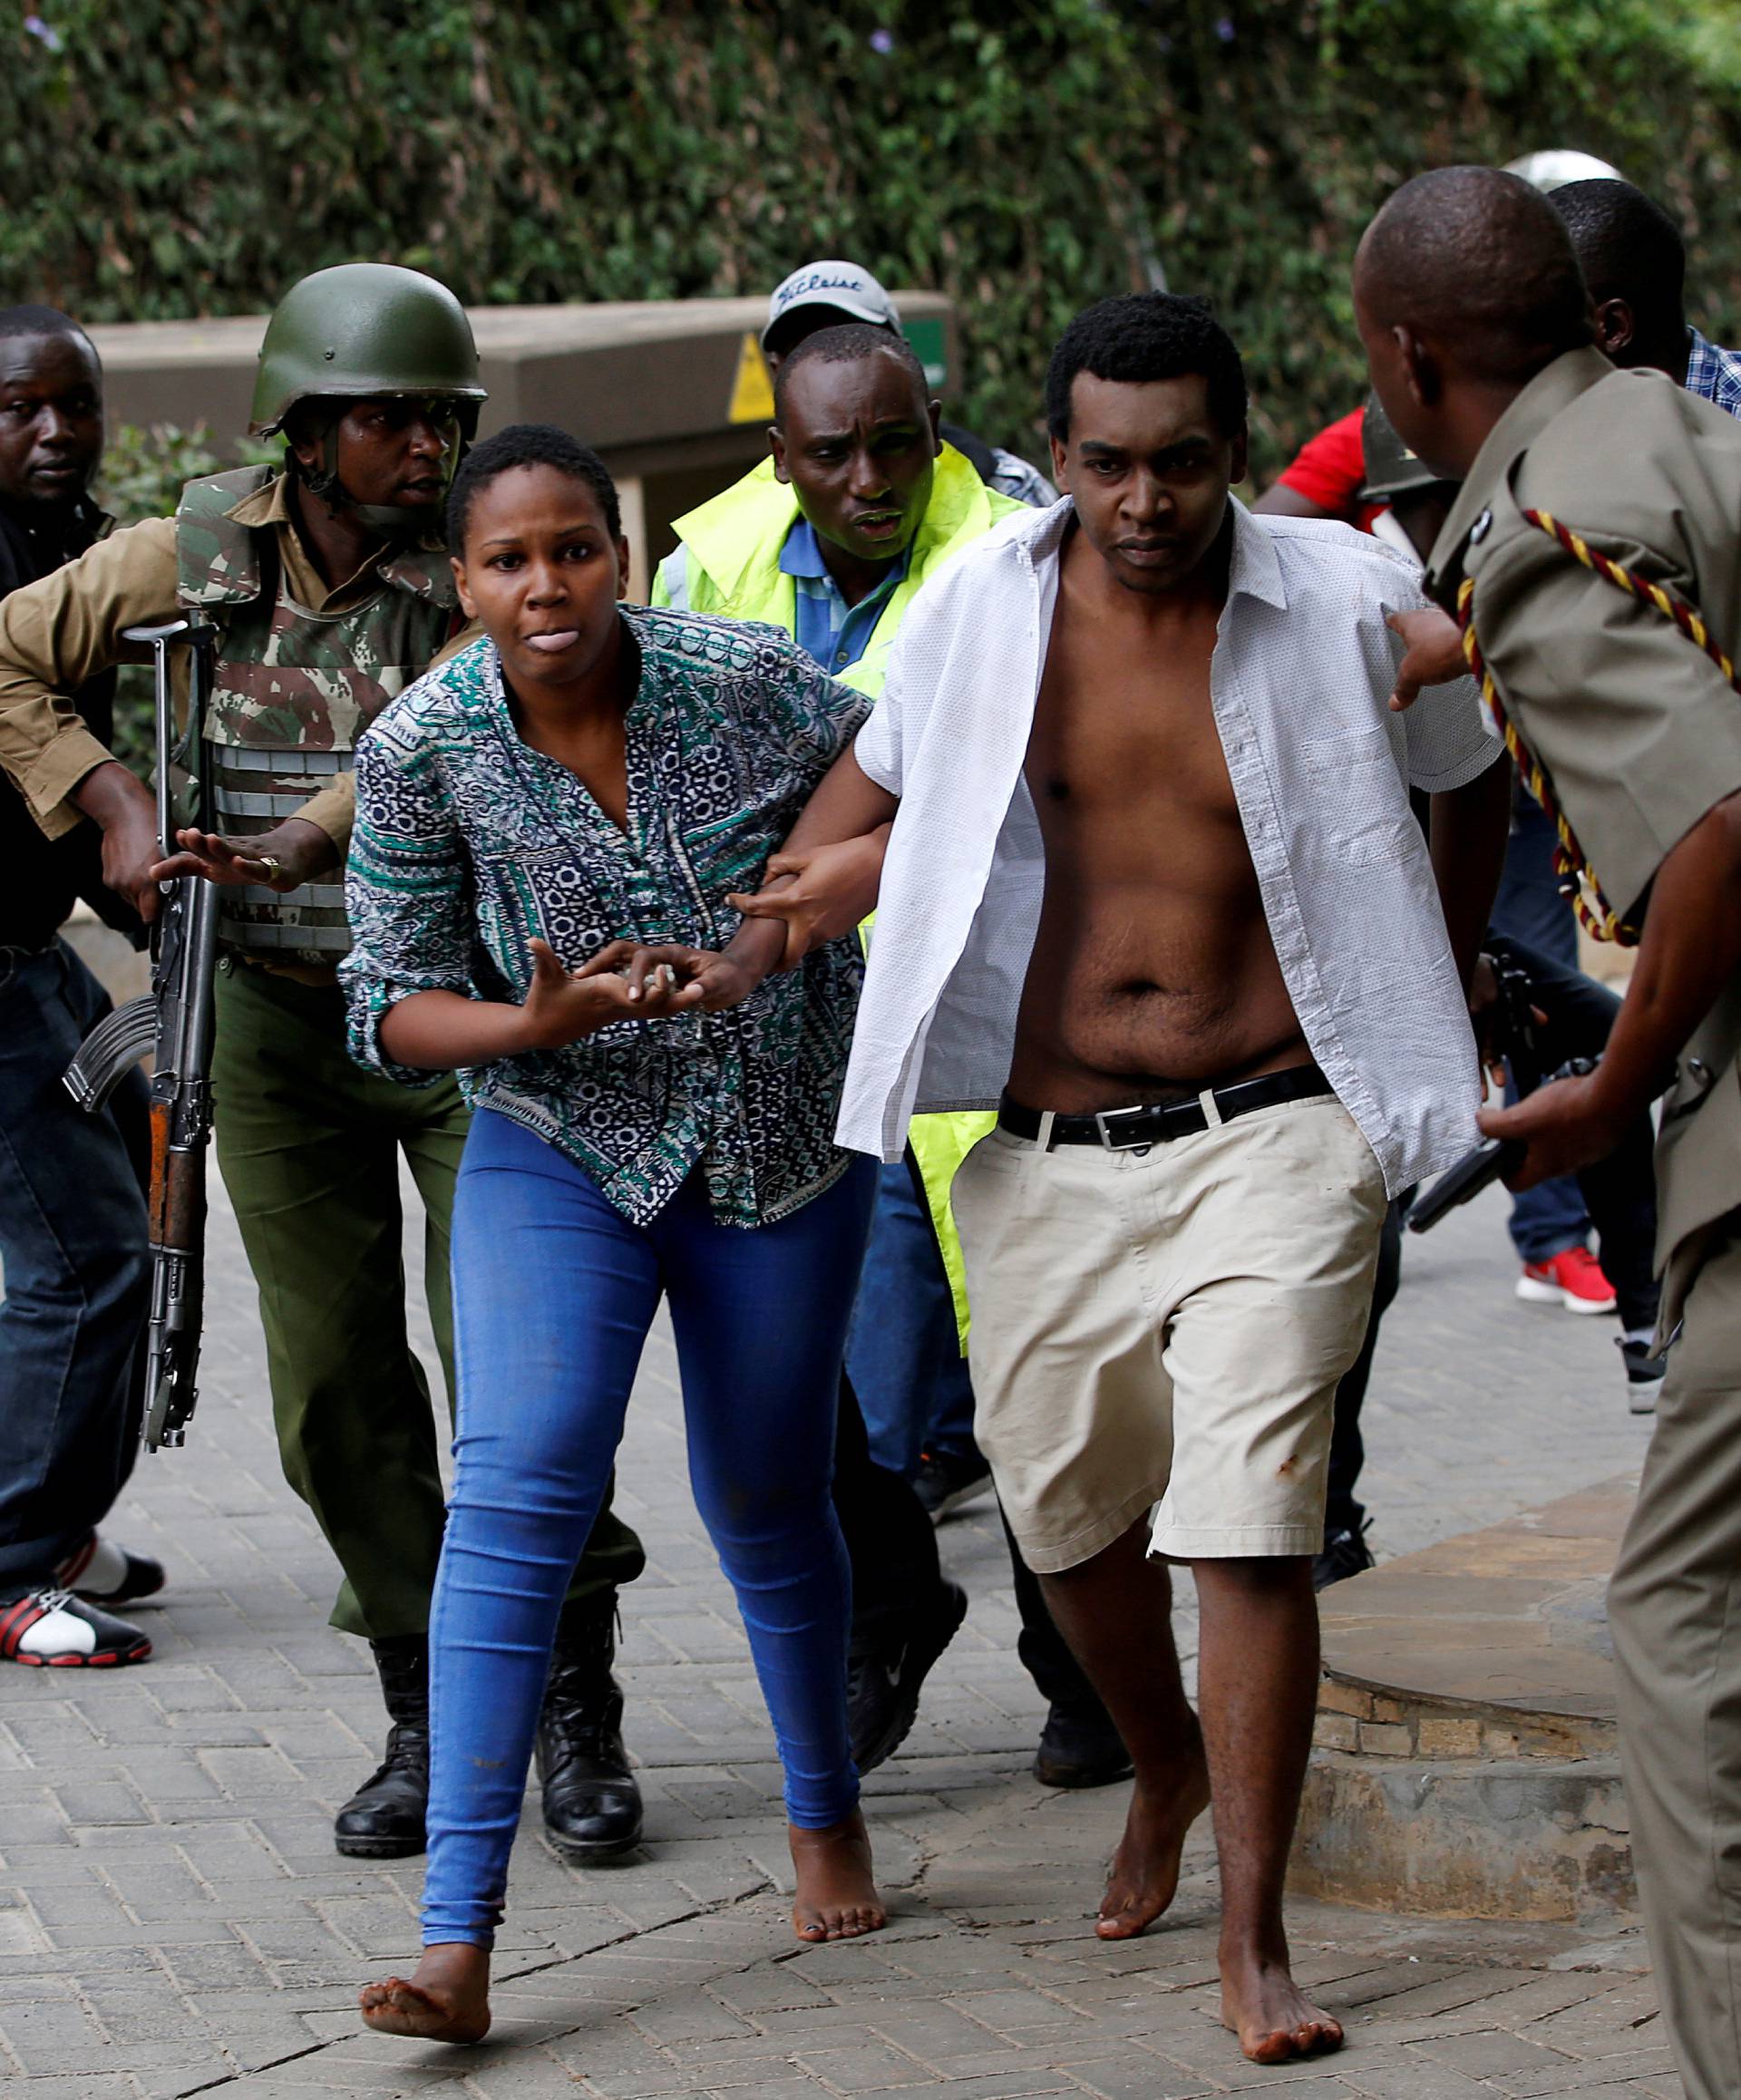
[780,517,909,675]
[1684,326,1741,420]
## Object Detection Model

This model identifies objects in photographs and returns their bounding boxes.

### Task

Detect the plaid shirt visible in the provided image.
[1684,326,1741,420]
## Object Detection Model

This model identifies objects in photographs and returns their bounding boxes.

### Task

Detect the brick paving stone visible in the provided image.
[1330,2052,1499,2095]
[1048,2066,1226,2100]
[0,2081,151,2100]
[1496,2090,1672,2100]
[0,1172,1690,2096]
[459,2059,599,2098]
[1415,2028,1581,2080]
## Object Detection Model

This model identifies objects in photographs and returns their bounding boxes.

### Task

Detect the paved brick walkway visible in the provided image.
[0,1170,1677,2098]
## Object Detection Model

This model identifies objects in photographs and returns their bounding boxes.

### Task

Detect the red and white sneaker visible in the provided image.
[1517,1246,1619,1316]
[0,1589,151,1667]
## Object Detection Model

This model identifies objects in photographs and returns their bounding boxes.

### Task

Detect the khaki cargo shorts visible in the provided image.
[952,1094,1388,1571]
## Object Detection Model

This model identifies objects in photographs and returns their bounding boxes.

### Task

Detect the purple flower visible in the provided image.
[1215,14,1235,38]
[869,27,894,52]
[24,15,64,49]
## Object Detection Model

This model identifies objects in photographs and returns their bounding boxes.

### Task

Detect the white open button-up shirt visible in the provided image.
[837,496,1499,1196]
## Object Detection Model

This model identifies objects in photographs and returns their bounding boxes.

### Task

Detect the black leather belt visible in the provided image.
[998,1065,1334,1152]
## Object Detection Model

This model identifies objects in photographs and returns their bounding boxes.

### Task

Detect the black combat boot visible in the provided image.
[334,1635,430,1859]
[1032,1698,1134,1789]
[536,1596,643,1862]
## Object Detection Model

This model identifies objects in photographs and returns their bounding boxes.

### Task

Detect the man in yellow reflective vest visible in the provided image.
[656,321,1129,1785]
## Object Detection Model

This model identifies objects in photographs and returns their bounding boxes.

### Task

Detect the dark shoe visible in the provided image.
[1032,1701,1133,1789]
[1313,1522,1376,1592]
[335,1636,429,1859]
[1619,1337,1667,1415]
[912,1447,993,1522]
[0,1588,151,1667]
[54,1533,166,1606]
[537,1598,643,1863]
[848,1577,968,1773]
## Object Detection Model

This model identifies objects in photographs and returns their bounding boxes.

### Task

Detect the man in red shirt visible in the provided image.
[1250,407,1384,532]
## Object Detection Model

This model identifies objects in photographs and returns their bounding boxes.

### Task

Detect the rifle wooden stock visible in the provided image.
[148,1095,171,1242]
[148,1098,206,1253]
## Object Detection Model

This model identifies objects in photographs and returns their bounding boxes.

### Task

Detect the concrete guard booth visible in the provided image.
[84,293,958,602]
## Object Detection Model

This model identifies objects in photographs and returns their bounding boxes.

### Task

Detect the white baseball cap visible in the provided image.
[1504,149,1624,193]
[763,261,901,352]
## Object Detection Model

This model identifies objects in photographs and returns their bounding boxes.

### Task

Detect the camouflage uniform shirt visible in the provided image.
[0,473,411,853]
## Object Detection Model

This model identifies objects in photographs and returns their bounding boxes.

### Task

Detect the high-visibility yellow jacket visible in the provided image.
[653,444,1022,1346]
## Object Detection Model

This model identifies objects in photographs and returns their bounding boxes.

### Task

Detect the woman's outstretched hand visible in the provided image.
[513,937,696,1048]
[381,938,730,1070]
[573,938,761,1013]
[515,938,763,1047]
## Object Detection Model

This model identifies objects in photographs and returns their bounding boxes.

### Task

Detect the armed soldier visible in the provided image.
[1357,166,1741,2100]
[0,265,647,1864]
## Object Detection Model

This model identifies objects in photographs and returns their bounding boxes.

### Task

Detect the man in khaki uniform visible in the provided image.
[1356,164,1741,2100]
[0,265,645,1866]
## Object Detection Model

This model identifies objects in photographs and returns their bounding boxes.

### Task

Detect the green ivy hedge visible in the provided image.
[13,0,1741,481]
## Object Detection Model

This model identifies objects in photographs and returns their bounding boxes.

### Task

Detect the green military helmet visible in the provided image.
[1360,391,1454,503]
[249,263,486,437]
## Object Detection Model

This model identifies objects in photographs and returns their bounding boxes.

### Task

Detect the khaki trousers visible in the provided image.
[1610,1226,1741,2100]
[954,1095,1386,1573]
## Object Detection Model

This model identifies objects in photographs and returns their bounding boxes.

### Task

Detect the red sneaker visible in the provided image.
[1516,1245,1618,1316]
[0,1590,151,1667]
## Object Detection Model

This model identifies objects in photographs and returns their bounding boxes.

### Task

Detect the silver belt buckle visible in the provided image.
[1094,1104,1155,1152]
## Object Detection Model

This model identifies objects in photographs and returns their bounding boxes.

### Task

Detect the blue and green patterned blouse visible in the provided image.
[341,606,870,1229]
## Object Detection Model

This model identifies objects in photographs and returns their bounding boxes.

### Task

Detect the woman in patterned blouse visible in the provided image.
[342,425,883,2047]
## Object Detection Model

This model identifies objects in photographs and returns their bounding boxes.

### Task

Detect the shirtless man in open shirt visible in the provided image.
[721,293,1510,2065]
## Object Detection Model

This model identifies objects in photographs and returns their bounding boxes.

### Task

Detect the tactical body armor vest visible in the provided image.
[174,467,460,968]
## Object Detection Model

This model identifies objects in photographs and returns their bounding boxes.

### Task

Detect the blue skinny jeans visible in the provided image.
[422,1108,876,1949]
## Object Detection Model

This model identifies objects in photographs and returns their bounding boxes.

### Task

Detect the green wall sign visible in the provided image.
[902,316,949,394]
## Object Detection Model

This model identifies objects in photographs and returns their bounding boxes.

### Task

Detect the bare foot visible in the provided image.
[1220,1944,1344,2064]
[358,1941,491,2045]
[1095,1747,1211,1940]
[789,1810,887,1941]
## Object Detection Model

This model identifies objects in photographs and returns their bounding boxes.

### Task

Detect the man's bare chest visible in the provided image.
[1026,639,1240,832]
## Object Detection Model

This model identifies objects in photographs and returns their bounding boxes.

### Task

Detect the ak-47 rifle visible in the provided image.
[63,620,221,1450]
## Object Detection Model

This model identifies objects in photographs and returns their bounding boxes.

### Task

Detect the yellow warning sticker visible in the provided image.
[727,333,775,424]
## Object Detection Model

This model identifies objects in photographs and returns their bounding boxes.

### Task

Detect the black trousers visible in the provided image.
[833,1376,1106,1717]
[833,1377,939,1654]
